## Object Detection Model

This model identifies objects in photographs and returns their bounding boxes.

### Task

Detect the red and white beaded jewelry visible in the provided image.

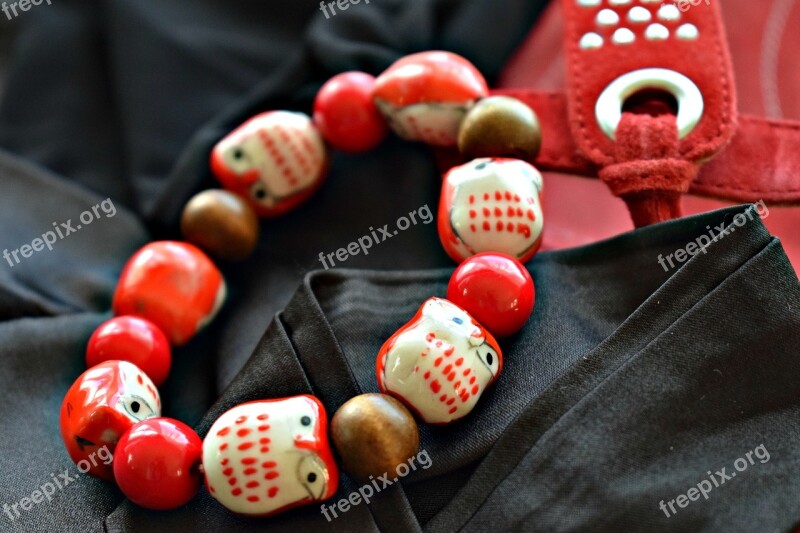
[59,50,542,517]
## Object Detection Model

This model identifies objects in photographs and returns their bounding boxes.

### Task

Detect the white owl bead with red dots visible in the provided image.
[202,395,339,517]
[438,157,544,263]
[376,298,502,424]
[210,111,328,218]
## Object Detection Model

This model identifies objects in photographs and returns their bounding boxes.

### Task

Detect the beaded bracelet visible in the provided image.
[59,50,542,517]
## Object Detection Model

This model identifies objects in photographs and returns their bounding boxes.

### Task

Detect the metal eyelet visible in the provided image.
[595,68,704,141]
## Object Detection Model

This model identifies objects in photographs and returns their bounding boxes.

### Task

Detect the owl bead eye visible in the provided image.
[301,416,312,426]
[253,187,267,200]
[120,395,157,422]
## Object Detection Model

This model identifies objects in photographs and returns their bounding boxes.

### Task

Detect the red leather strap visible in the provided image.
[490,89,800,205]
[599,113,696,226]
[558,0,737,225]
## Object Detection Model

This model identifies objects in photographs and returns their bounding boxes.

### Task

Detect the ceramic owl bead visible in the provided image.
[438,157,544,263]
[112,241,226,346]
[376,298,502,424]
[202,395,339,517]
[210,111,328,218]
[373,51,488,147]
[60,360,161,480]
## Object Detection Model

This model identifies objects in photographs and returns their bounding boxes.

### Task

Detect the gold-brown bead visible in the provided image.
[330,393,420,482]
[180,189,259,261]
[458,96,542,161]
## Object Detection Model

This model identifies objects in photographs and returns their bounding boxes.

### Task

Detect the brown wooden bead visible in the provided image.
[458,96,542,161]
[331,393,420,482]
[180,189,259,261]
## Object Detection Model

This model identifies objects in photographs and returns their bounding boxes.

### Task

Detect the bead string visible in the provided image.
[60,50,544,517]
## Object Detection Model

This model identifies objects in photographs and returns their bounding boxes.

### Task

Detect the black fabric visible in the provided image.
[1,1,799,533]
[110,205,800,532]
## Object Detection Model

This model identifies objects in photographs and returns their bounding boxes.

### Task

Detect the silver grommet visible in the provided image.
[594,68,704,140]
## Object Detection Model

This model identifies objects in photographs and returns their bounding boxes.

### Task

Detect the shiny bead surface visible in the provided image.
[447,252,535,338]
[377,297,502,424]
[458,96,542,161]
[313,72,388,153]
[180,189,260,261]
[60,361,161,480]
[438,157,544,263]
[202,395,338,516]
[330,394,419,482]
[373,51,488,146]
[210,111,328,218]
[112,241,226,346]
[86,316,172,387]
[113,418,203,510]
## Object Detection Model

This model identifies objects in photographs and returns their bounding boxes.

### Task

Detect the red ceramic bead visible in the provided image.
[86,316,172,387]
[438,158,544,263]
[202,396,339,516]
[373,51,489,146]
[60,361,161,480]
[447,252,535,338]
[210,111,328,218]
[114,418,203,510]
[112,241,226,346]
[376,297,502,424]
[313,72,388,153]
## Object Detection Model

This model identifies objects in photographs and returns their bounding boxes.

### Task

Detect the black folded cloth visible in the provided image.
[101,203,800,532]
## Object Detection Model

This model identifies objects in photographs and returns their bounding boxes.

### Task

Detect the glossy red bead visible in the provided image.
[113,418,203,510]
[112,241,226,346]
[313,72,388,153]
[446,252,535,338]
[373,51,488,146]
[86,316,172,387]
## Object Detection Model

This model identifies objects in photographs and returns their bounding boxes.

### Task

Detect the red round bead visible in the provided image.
[446,252,535,338]
[313,72,388,153]
[113,418,203,511]
[86,316,172,387]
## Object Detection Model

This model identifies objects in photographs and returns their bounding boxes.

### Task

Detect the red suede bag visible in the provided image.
[487,0,800,270]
